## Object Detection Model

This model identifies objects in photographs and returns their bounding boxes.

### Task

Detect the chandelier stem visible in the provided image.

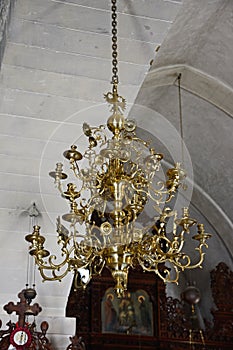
[178,73,185,166]
[111,0,119,86]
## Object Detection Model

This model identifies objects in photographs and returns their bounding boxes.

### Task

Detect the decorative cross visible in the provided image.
[3,289,42,327]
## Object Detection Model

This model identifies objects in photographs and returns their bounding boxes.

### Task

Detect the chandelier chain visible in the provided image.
[178,73,184,166]
[111,0,119,85]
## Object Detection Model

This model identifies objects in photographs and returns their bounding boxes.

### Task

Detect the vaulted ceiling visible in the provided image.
[0,1,232,349]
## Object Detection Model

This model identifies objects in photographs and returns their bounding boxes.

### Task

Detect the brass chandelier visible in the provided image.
[25,0,211,297]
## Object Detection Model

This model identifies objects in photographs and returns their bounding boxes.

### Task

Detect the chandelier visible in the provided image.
[25,0,211,297]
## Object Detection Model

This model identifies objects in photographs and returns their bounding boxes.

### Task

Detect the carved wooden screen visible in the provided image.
[66,262,233,350]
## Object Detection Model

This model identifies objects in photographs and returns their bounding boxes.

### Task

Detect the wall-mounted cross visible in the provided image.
[3,289,42,327]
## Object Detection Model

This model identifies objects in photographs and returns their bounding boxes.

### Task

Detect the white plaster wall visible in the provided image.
[134,0,233,322]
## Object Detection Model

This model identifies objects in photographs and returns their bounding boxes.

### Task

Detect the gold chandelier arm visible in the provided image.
[136,223,210,280]
[129,134,151,150]
[183,239,210,270]
[70,162,80,179]
[137,257,180,284]
[38,264,71,283]
[148,182,173,205]
[138,249,203,284]
[170,235,185,254]
[49,163,67,195]
[168,248,206,272]
[33,249,75,282]
[57,181,64,196]
[77,234,104,254]
[91,126,107,146]
[34,242,106,284]
[131,182,168,206]
[129,177,177,209]
[91,256,106,275]
[166,163,186,195]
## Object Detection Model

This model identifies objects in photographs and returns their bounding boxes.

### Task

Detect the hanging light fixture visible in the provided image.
[25,0,211,297]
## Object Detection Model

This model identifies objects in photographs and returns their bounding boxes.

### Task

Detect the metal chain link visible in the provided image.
[178,73,184,166]
[111,0,119,85]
